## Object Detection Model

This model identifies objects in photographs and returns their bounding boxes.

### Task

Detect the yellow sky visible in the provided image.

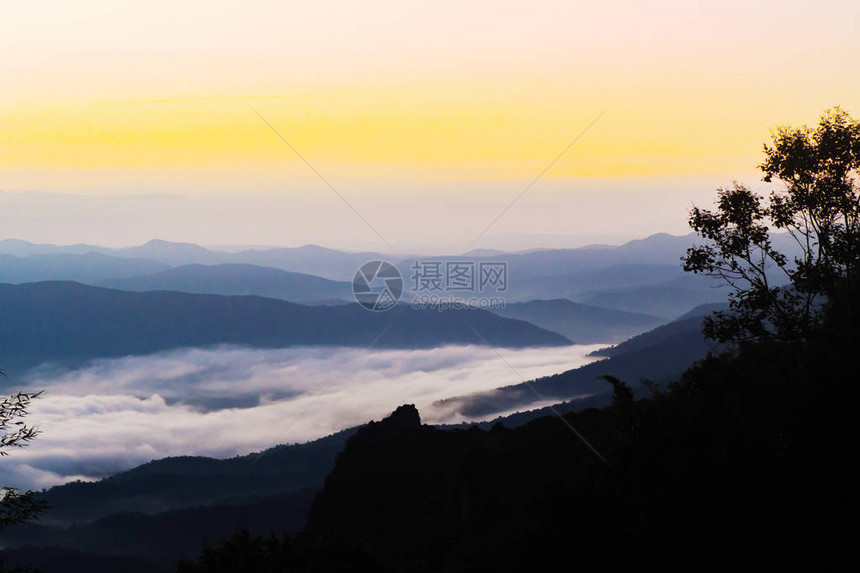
[1,1,858,249]
[3,1,858,188]
[1,87,763,178]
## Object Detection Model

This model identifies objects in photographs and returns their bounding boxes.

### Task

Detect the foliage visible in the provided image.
[0,389,47,573]
[175,530,293,573]
[0,392,40,458]
[0,561,39,573]
[0,391,47,535]
[684,106,860,342]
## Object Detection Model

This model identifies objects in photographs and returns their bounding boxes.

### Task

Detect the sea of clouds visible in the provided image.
[0,344,602,490]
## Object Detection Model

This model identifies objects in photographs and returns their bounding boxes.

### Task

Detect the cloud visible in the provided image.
[0,344,601,490]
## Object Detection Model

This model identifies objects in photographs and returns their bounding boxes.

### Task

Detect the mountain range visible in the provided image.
[0,239,388,281]
[436,303,722,417]
[96,263,354,303]
[489,299,662,343]
[0,281,568,377]
[1,235,738,319]
[0,252,169,284]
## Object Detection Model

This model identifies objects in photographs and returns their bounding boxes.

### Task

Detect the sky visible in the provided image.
[2,0,859,252]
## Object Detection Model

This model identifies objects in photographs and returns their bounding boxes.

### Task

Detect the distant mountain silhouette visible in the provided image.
[0,232,804,284]
[115,239,226,266]
[0,547,166,573]
[0,239,388,281]
[0,234,789,326]
[577,274,731,319]
[672,301,732,321]
[96,263,354,303]
[461,248,506,256]
[220,245,392,281]
[0,252,169,284]
[112,241,390,281]
[0,251,715,317]
[0,282,569,376]
[437,303,720,417]
[588,303,728,359]
[461,232,703,282]
[2,489,315,568]
[507,263,690,301]
[0,239,114,257]
[25,429,357,527]
[490,299,662,343]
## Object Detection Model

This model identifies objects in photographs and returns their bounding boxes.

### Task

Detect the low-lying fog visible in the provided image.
[1,344,603,490]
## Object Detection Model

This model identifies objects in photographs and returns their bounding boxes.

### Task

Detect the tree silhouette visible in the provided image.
[683,107,860,342]
[0,389,47,534]
[176,529,293,573]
